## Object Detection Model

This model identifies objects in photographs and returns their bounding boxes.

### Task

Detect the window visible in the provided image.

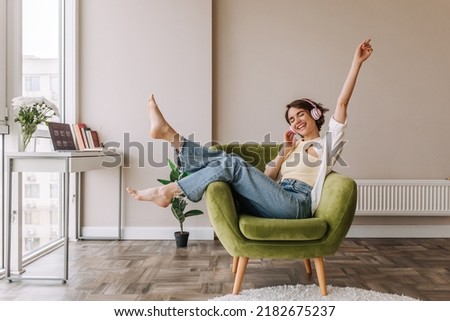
[24,75,41,92]
[49,183,59,198]
[0,0,7,274]
[22,0,61,108]
[50,75,59,101]
[24,184,40,198]
[21,0,63,257]
[1,0,77,271]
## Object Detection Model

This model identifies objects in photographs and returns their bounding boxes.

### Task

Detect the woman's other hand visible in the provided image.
[282,128,297,154]
[354,39,374,64]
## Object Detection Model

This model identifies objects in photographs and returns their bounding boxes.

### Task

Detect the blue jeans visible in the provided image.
[176,139,312,219]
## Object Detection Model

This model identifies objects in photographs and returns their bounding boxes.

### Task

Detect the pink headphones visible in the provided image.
[303,98,322,120]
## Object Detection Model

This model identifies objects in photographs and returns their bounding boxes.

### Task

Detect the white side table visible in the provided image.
[4,150,123,282]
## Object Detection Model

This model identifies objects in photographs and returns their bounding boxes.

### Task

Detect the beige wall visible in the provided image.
[79,0,213,239]
[79,0,450,239]
[213,0,450,180]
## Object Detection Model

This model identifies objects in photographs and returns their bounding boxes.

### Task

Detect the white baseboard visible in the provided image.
[80,226,215,240]
[347,225,450,238]
[79,225,450,240]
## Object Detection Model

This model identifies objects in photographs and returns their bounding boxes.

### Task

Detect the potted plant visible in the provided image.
[158,159,204,247]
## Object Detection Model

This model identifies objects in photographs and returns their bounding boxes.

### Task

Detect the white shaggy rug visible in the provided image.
[211,284,418,301]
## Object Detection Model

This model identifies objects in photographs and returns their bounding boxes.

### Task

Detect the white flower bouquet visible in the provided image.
[12,96,60,151]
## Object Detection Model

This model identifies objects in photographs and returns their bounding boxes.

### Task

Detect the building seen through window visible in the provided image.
[21,0,63,256]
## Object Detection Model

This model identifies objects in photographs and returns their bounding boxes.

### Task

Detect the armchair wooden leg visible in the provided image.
[232,256,239,273]
[313,257,328,296]
[232,256,248,295]
[304,259,312,274]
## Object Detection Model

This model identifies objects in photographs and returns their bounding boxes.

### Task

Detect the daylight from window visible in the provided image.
[21,0,62,256]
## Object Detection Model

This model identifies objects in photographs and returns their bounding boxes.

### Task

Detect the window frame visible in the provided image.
[0,0,78,274]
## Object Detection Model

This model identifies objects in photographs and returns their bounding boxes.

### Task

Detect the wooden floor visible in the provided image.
[0,238,449,301]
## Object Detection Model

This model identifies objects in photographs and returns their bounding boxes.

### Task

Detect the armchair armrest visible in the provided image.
[314,172,357,253]
[205,181,246,255]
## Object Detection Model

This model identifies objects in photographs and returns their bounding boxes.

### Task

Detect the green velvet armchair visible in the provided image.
[205,144,357,296]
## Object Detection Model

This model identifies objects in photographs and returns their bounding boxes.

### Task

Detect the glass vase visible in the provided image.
[19,123,37,152]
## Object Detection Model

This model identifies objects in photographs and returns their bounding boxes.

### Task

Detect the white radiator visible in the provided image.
[355,180,450,216]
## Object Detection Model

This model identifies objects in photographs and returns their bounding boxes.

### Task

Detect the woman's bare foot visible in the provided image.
[147,95,179,143]
[126,183,181,208]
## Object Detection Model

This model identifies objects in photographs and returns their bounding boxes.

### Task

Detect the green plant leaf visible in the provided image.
[168,159,178,171]
[184,210,204,217]
[171,197,187,216]
[169,169,179,182]
[171,205,185,224]
[158,159,204,235]
[157,179,171,185]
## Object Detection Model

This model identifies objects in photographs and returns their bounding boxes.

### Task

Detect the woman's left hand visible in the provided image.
[283,129,297,150]
[354,39,373,64]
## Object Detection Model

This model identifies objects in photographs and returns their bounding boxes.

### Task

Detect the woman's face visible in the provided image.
[287,107,319,139]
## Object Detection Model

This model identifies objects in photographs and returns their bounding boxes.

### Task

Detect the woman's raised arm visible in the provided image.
[334,39,374,124]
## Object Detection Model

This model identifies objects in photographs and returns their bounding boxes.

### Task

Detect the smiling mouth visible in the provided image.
[296,123,306,132]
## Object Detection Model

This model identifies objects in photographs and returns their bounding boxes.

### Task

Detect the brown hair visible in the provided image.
[285,98,329,131]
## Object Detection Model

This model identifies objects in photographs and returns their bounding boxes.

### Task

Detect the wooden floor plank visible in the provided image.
[0,238,449,301]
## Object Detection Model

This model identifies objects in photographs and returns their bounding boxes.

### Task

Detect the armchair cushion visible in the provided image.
[239,214,327,241]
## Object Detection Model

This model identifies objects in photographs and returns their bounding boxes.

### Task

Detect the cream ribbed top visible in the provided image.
[279,139,321,187]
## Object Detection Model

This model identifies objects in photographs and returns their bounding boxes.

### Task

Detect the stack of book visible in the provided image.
[48,122,103,151]
[71,123,102,150]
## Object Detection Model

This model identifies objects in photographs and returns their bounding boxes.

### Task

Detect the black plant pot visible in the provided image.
[174,231,189,248]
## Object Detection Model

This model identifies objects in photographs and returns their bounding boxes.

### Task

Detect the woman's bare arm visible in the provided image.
[334,39,374,124]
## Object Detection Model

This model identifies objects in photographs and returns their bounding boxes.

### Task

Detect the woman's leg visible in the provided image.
[126,182,180,207]
[146,94,181,150]
[127,95,311,218]
[126,94,183,205]
[177,153,312,219]
[128,146,311,218]
[177,138,227,174]
[127,94,229,207]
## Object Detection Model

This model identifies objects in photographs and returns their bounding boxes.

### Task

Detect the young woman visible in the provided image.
[127,39,373,219]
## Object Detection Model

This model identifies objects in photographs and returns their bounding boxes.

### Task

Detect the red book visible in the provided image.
[73,123,87,150]
[91,130,101,147]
